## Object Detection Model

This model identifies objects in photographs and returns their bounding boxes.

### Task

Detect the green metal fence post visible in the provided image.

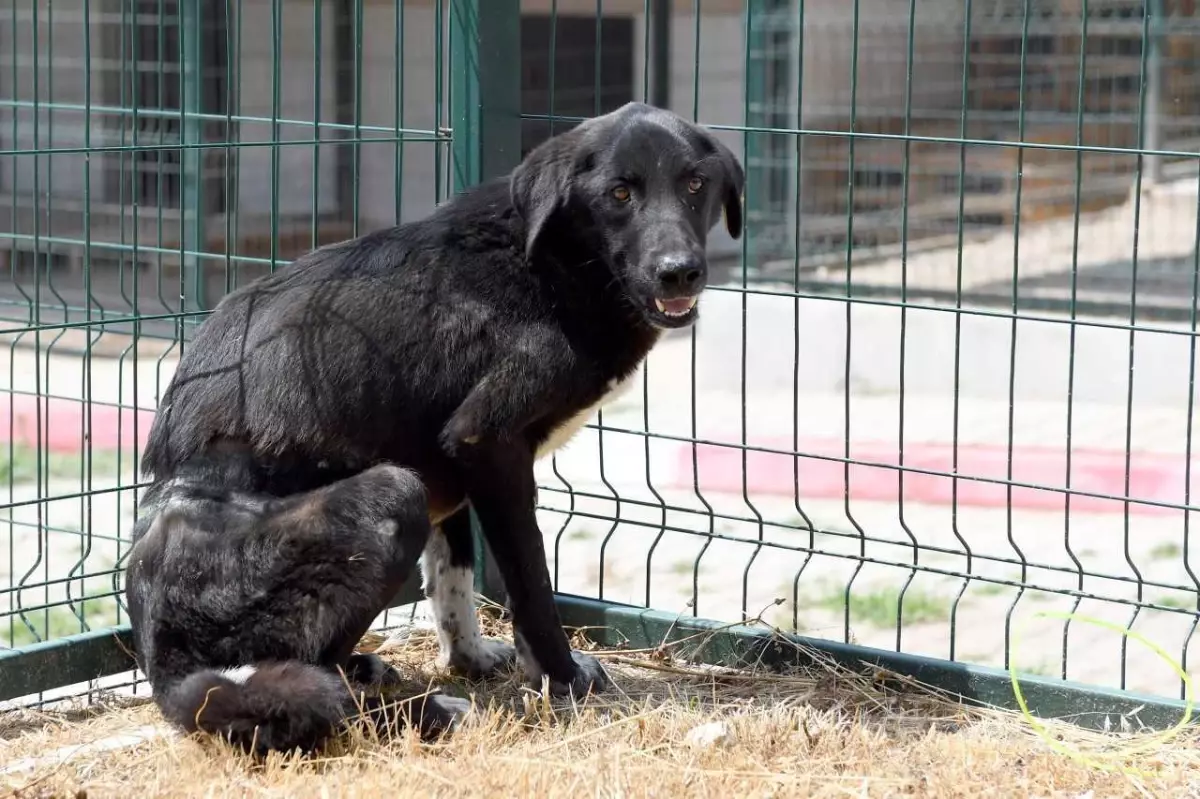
[180,0,207,323]
[743,0,794,270]
[449,0,521,605]
[450,0,522,191]
[1144,0,1164,184]
[649,0,671,109]
[333,0,357,228]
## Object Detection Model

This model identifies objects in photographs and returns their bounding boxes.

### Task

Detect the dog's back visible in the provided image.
[139,175,653,523]
[141,180,543,506]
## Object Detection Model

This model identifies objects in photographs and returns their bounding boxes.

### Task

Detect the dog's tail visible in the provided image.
[157,661,356,755]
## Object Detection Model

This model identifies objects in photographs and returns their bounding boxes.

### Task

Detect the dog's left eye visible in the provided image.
[687,176,705,194]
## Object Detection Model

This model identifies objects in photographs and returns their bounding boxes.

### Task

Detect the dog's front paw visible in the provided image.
[524,651,612,698]
[562,651,612,697]
[440,637,517,681]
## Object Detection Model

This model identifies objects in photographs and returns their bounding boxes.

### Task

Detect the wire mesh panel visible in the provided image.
[2,0,1199,712]
[529,0,1200,703]
[0,0,450,704]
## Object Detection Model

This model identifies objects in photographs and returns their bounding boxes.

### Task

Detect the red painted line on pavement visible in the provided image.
[1,394,156,454]
[5,394,1190,515]
[670,437,1198,516]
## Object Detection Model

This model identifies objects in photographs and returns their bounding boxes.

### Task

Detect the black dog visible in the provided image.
[125,102,744,755]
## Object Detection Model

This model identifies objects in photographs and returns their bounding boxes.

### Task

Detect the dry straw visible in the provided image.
[1008,609,1196,779]
[1,607,1198,798]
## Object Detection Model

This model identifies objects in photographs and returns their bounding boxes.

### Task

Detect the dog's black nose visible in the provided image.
[655,254,705,294]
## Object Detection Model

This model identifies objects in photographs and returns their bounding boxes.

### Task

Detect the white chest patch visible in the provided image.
[535,372,639,460]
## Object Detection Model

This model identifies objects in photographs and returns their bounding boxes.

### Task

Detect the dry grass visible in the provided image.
[2,611,1199,799]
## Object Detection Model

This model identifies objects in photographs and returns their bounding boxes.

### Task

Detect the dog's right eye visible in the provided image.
[611,186,631,203]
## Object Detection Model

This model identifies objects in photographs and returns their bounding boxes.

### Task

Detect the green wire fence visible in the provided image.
[3,0,1200,729]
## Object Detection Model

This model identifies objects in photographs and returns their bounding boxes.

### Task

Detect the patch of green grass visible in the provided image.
[0,442,130,485]
[669,558,707,577]
[1149,541,1183,561]
[814,584,949,628]
[970,580,1056,604]
[3,587,122,648]
[969,573,1030,598]
[564,527,596,543]
[777,517,854,540]
[1154,594,1196,611]
[770,605,802,632]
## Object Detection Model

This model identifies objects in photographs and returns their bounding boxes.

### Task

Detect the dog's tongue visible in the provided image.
[659,298,694,315]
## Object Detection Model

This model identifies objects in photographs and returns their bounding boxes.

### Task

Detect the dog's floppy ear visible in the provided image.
[712,137,745,240]
[510,130,584,259]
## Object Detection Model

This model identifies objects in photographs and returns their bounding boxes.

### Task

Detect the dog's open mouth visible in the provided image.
[655,297,697,317]
[646,295,700,328]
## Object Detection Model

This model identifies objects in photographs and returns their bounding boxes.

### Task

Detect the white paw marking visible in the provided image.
[218,665,257,685]
[421,531,485,667]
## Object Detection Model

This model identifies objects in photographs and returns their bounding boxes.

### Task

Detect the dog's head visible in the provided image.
[510,102,744,330]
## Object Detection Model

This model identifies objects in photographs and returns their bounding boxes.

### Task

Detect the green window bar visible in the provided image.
[1,0,1199,735]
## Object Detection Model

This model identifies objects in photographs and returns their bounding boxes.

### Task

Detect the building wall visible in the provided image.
[235,0,749,241]
[0,2,112,203]
[0,1,967,241]
[234,0,445,234]
[11,1,1184,296]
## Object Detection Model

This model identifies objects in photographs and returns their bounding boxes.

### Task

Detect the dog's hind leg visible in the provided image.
[135,463,472,754]
[421,506,517,680]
